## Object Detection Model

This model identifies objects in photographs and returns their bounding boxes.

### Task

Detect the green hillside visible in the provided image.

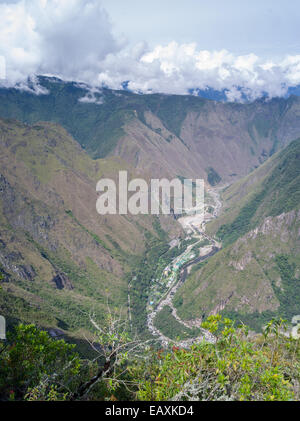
[175,138,300,331]
[0,118,181,346]
[217,138,300,246]
[2,78,300,183]
[0,77,205,158]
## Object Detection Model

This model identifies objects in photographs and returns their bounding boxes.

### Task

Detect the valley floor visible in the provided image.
[144,187,224,347]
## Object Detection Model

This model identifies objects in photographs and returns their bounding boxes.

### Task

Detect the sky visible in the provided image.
[101,0,300,58]
[0,0,300,101]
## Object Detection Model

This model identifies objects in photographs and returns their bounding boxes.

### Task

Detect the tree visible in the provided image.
[0,324,80,401]
[71,308,152,400]
[133,315,300,401]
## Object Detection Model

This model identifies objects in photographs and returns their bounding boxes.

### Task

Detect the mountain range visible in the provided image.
[0,76,300,343]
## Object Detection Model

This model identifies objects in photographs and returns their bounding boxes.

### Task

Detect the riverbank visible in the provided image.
[147,187,224,347]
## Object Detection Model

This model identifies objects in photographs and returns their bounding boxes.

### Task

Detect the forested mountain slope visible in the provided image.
[175,138,300,331]
[0,118,181,344]
[2,77,300,183]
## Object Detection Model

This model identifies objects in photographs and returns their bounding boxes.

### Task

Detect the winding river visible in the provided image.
[146,187,223,347]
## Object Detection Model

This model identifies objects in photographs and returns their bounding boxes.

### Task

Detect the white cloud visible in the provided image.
[96,42,300,100]
[0,0,123,87]
[1,0,300,101]
[0,55,6,79]
[78,86,104,104]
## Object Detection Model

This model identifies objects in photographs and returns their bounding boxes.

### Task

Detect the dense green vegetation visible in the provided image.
[217,138,300,246]
[188,260,208,277]
[220,309,278,333]
[145,94,205,139]
[129,229,195,336]
[0,289,57,329]
[2,316,300,401]
[272,255,300,320]
[0,79,134,158]
[222,254,300,333]
[153,306,201,340]
[206,167,222,186]
[136,316,300,401]
[129,236,169,336]
[0,324,80,401]
[217,188,266,246]
[0,77,206,158]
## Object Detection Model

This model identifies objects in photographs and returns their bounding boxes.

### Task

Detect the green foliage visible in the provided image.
[0,80,131,158]
[206,167,222,186]
[0,79,206,158]
[217,138,300,246]
[272,255,300,320]
[133,315,300,401]
[0,289,56,329]
[2,316,300,401]
[275,255,295,281]
[217,188,266,245]
[222,254,300,329]
[145,94,205,139]
[129,233,170,336]
[189,260,208,277]
[220,309,277,333]
[153,306,201,340]
[0,324,80,400]
[152,217,168,241]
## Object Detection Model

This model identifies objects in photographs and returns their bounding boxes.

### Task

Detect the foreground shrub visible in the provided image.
[132,316,300,401]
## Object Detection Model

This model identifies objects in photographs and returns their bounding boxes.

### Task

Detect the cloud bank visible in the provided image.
[1,0,300,101]
[0,0,123,85]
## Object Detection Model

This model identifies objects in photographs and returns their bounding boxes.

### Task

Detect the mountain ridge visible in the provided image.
[2,77,300,184]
